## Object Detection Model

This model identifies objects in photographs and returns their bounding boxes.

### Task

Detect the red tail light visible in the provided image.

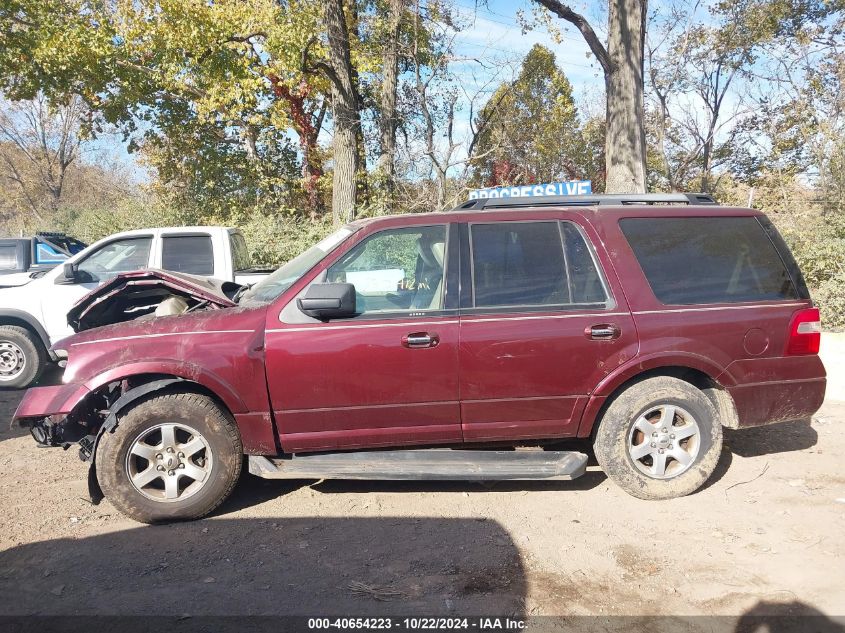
[786,308,821,355]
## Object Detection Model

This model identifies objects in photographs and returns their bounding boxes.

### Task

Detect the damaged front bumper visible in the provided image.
[13,382,93,449]
[13,382,90,422]
[14,382,105,502]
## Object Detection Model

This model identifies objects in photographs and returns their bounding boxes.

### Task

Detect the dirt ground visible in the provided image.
[1,363,843,630]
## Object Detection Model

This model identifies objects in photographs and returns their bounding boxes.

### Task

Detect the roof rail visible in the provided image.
[456,192,717,210]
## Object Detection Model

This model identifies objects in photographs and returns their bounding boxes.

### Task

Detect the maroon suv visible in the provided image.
[13,193,826,523]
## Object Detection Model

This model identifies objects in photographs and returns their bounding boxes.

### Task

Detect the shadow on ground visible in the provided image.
[0,517,526,617]
[725,419,818,458]
[735,600,845,633]
[0,365,63,442]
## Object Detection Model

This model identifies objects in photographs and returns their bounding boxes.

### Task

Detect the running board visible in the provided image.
[248,449,588,481]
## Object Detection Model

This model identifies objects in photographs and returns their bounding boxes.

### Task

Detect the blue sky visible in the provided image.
[451,0,602,91]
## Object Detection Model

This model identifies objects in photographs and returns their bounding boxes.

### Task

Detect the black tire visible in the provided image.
[0,325,46,389]
[593,376,722,500]
[97,392,243,523]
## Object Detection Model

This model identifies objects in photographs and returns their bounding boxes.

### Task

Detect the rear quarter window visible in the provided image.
[619,216,798,305]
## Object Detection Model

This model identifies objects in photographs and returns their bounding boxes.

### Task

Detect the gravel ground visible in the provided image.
[1,363,843,629]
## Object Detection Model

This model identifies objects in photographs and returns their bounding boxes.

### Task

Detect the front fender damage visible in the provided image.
[15,378,186,505]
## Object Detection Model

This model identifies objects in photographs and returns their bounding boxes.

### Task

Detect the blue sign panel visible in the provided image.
[469,180,592,200]
[35,242,70,265]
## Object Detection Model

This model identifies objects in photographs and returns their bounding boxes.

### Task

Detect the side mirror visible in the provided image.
[297,283,356,320]
[55,262,79,285]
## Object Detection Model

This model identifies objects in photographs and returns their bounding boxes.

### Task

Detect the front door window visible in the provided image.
[76,237,153,283]
[326,225,447,315]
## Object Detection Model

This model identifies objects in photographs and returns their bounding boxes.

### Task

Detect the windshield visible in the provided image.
[240,227,356,303]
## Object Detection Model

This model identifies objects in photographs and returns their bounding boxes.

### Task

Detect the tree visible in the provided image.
[646,17,752,192]
[741,1,845,217]
[318,0,361,223]
[471,45,590,187]
[0,0,336,219]
[398,0,517,210]
[0,0,463,221]
[377,0,406,193]
[533,0,648,193]
[646,0,845,194]
[0,93,84,222]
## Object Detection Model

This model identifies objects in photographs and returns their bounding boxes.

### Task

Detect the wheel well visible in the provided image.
[91,373,237,422]
[589,366,740,438]
[80,373,243,508]
[0,316,48,350]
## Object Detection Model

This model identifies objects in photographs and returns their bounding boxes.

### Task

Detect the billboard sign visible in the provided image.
[468,180,592,200]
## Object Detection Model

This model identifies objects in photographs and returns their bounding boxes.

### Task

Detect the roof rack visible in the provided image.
[456,192,717,210]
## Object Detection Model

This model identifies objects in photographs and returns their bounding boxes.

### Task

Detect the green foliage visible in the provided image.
[144,125,303,221]
[771,211,845,329]
[48,200,206,244]
[787,235,845,289]
[1,0,340,220]
[471,44,599,187]
[815,272,845,330]
[0,0,452,222]
[44,201,337,269]
[232,209,336,267]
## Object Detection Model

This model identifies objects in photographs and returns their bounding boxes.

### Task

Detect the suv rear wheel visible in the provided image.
[593,376,722,500]
[97,392,243,523]
[0,325,46,389]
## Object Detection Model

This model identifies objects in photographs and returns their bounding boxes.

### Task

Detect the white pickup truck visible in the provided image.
[0,226,270,388]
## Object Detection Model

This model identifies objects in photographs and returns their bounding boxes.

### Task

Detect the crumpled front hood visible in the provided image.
[55,300,269,389]
[67,269,239,332]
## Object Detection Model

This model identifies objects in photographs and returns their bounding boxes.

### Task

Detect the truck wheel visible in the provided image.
[0,325,46,389]
[593,376,722,500]
[97,392,243,523]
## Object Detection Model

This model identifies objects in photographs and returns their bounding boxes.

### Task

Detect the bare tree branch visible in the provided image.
[533,0,610,75]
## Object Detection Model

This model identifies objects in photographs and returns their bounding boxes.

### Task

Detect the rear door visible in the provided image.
[264,223,461,453]
[458,217,639,441]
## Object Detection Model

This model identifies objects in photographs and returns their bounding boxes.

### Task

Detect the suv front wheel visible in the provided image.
[97,392,243,523]
[593,376,723,500]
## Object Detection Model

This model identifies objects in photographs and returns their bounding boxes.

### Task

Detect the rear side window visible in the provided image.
[161,235,214,275]
[561,223,608,304]
[470,221,608,308]
[619,217,798,305]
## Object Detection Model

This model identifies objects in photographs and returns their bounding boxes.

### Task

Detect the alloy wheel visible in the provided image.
[125,423,214,502]
[626,404,701,479]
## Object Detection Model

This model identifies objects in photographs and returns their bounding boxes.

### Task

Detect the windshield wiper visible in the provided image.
[232,283,254,304]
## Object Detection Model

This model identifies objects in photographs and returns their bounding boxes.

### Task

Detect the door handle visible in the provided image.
[585,324,621,340]
[402,332,439,348]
